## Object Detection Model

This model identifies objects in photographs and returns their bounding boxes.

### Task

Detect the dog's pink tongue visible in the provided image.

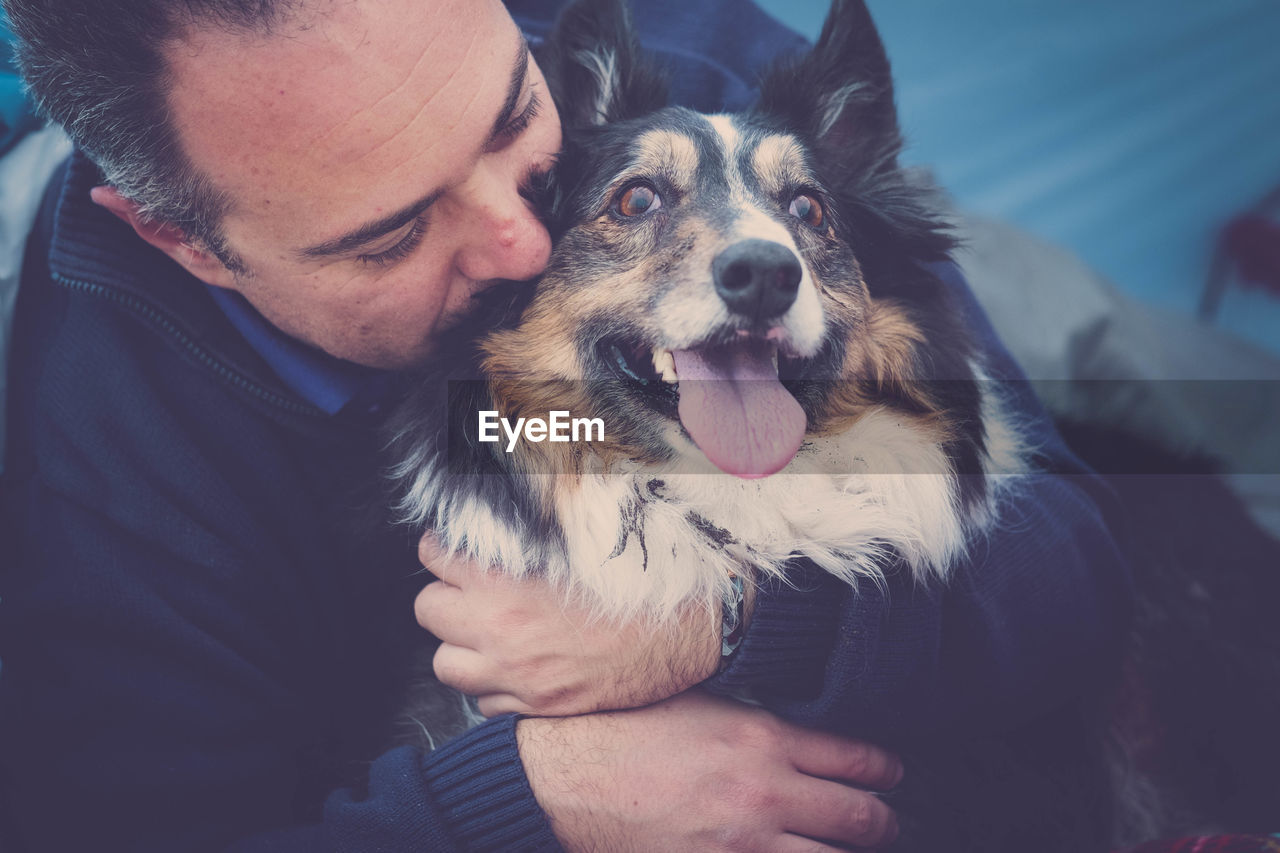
[673,341,806,478]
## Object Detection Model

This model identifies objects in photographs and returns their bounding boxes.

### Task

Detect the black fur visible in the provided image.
[538,0,668,130]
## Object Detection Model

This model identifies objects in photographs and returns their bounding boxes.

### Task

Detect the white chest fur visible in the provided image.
[408,391,1025,623]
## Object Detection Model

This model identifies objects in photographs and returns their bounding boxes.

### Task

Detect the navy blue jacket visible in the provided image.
[0,1,1132,850]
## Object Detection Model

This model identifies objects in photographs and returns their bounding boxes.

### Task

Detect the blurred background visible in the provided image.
[5,1,1278,352]
[755,0,1280,355]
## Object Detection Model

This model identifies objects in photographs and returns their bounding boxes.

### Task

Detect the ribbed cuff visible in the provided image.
[422,714,562,852]
[708,559,846,698]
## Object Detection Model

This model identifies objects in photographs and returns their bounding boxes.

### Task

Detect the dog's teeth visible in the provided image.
[652,348,678,383]
[771,348,779,373]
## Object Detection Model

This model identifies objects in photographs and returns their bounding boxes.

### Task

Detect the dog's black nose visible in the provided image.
[712,239,802,322]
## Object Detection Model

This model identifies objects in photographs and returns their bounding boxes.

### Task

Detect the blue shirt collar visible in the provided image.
[206,285,392,415]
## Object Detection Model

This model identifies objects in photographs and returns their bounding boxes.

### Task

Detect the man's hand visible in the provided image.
[518,690,902,852]
[415,535,722,717]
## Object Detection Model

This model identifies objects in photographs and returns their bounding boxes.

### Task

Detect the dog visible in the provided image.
[387,0,1022,629]
[384,0,1280,848]
[383,0,1037,843]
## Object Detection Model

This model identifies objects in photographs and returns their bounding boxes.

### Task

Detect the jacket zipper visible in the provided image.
[53,272,327,418]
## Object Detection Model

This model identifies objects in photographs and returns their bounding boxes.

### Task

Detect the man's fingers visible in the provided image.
[432,644,500,696]
[785,727,904,791]
[783,777,899,849]
[417,532,443,570]
[413,581,478,642]
[418,534,528,595]
[417,534,466,584]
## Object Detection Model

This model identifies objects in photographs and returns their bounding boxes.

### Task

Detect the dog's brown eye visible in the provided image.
[789,193,824,228]
[617,184,661,217]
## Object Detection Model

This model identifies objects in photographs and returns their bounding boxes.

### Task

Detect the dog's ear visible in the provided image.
[757,0,900,164]
[539,0,668,130]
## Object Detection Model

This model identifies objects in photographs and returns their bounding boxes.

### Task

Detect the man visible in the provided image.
[0,0,1131,850]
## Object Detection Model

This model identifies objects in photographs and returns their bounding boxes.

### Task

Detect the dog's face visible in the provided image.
[479,0,973,479]
[487,107,867,478]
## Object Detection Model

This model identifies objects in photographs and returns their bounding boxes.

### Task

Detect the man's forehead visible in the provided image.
[163,0,520,232]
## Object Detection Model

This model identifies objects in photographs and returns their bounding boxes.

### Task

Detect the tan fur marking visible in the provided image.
[481,285,669,477]
[630,129,700,191]
[751,134,810,197]
[814,298,951,439]
[483,299,584,381]
[858,300,927,387]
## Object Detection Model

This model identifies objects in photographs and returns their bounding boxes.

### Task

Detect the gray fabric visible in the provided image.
[1,125,72,474]
[955,214,1280,538]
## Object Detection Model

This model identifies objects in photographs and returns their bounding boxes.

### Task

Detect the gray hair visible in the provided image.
[1,0,302,269]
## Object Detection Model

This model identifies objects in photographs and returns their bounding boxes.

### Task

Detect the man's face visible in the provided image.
[163,0,561,368]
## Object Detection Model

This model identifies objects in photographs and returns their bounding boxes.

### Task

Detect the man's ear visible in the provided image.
[90,185,237,287]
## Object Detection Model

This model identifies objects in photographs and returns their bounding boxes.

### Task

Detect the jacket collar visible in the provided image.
[46,150,390,416]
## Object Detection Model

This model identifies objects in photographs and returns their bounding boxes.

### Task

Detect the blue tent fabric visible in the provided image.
[755,0,1280,355]
[1,21,40,157]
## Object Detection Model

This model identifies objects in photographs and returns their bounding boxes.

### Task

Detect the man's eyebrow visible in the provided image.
[299,190,442,260]
[486,39,531,149]
[298,38,529,261]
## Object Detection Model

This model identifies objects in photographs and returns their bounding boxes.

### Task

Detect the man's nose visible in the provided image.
[454,167,552,283]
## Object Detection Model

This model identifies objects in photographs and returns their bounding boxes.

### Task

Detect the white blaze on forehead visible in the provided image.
[706,115,747,197]
[707,114,742,158]
[702,115,791,245]
[631,129,700,190]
